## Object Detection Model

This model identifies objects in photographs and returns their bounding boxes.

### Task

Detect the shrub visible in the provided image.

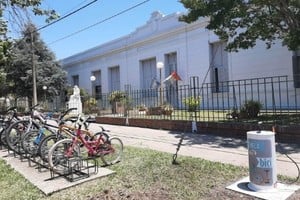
[240,100,263,118]
[183,96,201,112]
[17,106,26,113]
[137,104,147,111]
[108,91,127,104]
[83,97,98,114]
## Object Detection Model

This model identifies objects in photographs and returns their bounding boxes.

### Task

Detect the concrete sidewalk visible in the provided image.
[89,123,300,178]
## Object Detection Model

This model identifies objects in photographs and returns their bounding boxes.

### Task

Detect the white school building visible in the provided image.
[61,11,300,110]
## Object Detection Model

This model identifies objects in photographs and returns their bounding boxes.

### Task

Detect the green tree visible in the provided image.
[179,0,300,51]
[6,23,67,103]
[0,39,13,95]
[0,0,58,63]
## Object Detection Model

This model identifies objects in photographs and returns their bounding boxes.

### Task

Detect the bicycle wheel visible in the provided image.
[0,112,14,147]
[6,120,38,154]
[21,130,40,156]
[48,139,81,173]
[0,120,16,148]
[100,137,123,166]
[22,128,54,156]
[0,127,7,148]
[92,131,110,142]
[0,119,5,146]
[38,134,64,163]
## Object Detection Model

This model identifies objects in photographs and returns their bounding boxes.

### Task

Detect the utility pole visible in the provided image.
[31,31,37,105]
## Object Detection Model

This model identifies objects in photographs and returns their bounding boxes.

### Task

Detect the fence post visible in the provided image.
[124,84,131,125]
[189,76,199,132]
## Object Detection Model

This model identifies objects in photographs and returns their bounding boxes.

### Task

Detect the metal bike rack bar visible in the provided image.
[49,156,99,182]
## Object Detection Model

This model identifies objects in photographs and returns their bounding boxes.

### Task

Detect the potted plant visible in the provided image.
[137,104,147,112]
[161,103,173,115]
[84,97,98,114]
[183,96,201,112]
[108,91,128,114]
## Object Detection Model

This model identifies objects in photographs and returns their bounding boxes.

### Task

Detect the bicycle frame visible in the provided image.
[33,124,57,145]
[32,107,80,145]
[48,116,122,170]
[64,125,110,158]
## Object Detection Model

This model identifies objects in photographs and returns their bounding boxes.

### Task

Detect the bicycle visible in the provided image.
[4,104,66,154]
[37,111,98,163]
[4,104,44,154]
[21,108,79,157]
[0,107,21,148]
[48,115,123,173]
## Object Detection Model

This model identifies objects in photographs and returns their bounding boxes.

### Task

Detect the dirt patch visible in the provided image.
[87,185,300,200]
[206,183,300,200]
[87,187,171,200]
[288,189,300,200]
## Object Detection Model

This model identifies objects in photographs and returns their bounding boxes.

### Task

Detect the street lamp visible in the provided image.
[90,75,96,82]
[42,85,47,108]
[90,75,98,114]
[90,75,96,97]
[156,62,164,105]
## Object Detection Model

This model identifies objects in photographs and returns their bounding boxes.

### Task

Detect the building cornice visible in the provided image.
[61,12,208,67]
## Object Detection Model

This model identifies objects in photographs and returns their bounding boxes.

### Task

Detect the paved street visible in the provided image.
[89,123,300,178]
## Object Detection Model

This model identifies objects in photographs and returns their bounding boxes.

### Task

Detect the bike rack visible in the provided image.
[10,144,27,162]
[25,152,46,171]
[23,150,51,172]
[49,156,99,182]
[24,152,35,166]
[3,143,101,182]
[1,131,106,183]
[36,158,50,172]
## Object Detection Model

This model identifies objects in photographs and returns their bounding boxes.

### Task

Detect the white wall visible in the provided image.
[61,11,293,97]
[229,42,293,81]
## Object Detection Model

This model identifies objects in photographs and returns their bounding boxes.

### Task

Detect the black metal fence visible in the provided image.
[96,75,300,125]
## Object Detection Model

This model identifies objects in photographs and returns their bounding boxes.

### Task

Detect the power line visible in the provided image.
[48,0,151,45]
[37,0,99,31]
[62,0,92,16]
[8,0,99,44]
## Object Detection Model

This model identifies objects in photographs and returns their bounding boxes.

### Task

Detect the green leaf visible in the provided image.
[179,0,300,51]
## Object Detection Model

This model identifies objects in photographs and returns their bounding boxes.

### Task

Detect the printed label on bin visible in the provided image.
[248,139,273,186]
[256,157,272,168]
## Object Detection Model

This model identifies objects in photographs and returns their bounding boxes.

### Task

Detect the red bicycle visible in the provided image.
[48,115,123,173]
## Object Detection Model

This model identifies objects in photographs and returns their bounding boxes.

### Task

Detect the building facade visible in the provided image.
[61,11,299,110]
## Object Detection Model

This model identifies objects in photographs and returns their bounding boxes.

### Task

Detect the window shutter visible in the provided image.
[293,55,300,88]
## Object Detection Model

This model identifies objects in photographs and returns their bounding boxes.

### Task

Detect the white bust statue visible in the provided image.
[73,85,80,96]
[70,85,80,100]
[68,85,82,114]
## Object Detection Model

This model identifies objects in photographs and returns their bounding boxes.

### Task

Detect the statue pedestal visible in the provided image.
[68,99,82,115]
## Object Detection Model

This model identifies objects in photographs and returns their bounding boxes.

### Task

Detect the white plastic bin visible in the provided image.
[247,130,277,191]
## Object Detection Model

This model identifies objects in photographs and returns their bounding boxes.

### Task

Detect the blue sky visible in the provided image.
[32,0,186,60]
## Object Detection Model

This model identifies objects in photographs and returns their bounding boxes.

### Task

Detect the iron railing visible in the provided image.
[95,75,300,125]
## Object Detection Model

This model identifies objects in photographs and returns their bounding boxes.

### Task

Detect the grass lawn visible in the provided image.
[129,108,300,125]
[0,146,299,200]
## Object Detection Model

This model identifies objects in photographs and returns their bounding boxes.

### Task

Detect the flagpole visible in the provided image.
[157,62,164,105]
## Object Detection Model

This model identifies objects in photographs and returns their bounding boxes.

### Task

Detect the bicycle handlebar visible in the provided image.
[75,114,96,127]
[6,107,17,112]
[30,104,40,110]
[59,108,77,120]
